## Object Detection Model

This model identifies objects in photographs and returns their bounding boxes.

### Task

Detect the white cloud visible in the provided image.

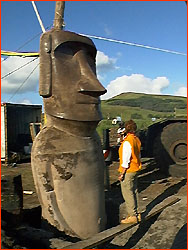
[116,52,122,57]
[8,98,33,105]
[174,86,187,97]
[1,56,39,94]
[17,99,33,105]
[104,26,112,36]
[96,51,118,75]
[101,74,170,100]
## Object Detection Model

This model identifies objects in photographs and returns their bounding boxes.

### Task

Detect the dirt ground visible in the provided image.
[105,161,187,249]
[1,159,187,249]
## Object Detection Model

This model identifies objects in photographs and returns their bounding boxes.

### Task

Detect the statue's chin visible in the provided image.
[45,114,100,137]
[44,102,103,122]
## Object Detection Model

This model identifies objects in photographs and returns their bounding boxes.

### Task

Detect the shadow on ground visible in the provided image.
[171,223,187,249]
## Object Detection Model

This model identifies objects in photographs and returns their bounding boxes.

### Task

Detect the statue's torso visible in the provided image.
[31,126,106,239]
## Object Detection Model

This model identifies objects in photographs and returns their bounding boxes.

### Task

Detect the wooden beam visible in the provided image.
[53,1,65,30]
[64,197,180,249]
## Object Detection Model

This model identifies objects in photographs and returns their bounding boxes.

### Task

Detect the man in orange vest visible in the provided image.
[118,120,142,224]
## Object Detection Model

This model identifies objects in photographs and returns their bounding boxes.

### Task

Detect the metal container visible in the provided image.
[1,103,42,164]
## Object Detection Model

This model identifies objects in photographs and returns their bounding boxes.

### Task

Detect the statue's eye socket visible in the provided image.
[54,42,96,58]
[54,44,74,56]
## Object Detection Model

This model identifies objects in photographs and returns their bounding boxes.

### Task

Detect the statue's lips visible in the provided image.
[76,94,100,104]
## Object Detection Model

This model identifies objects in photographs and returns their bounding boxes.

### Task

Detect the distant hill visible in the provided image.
[102,92,187,113]
[97,92,187,137]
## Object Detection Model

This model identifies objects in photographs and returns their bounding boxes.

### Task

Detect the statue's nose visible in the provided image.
[75,51,107,97]
[78,78,107,96]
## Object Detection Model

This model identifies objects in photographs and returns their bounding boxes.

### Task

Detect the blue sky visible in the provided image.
[1,1,187,106]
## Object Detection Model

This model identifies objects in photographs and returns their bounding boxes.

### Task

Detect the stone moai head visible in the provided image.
[39,29,107,122]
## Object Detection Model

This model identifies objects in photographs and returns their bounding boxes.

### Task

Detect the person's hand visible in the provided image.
[118,173,124,181]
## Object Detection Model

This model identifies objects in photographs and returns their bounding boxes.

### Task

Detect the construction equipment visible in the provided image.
[142,118,187,177]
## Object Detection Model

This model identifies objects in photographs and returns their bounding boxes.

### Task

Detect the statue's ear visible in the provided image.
[39,33,52,97]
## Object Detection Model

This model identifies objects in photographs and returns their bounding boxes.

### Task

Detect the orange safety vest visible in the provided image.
[118,133,142,173]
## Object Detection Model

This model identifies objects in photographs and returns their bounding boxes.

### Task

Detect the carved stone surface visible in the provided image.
[31,29,107,239]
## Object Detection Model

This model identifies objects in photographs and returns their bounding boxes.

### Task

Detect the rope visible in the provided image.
[31,1,45,33]
[7,62,40,102]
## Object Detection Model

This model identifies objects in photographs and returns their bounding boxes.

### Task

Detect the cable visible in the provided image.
[11,25,51,51]
[7,61,40,102]
[79,33,187,56]
[1,24,52,63]
[2,32,186,58]
[1,57,38,80]
[2,34,187,57]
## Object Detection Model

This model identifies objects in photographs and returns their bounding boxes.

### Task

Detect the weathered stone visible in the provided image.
[31,29,107,239]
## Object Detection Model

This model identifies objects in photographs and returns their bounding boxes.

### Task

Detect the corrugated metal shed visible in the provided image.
[1,103,42,164]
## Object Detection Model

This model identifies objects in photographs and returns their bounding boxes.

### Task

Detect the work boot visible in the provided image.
[120,215,138,224]
[137,213,141,222]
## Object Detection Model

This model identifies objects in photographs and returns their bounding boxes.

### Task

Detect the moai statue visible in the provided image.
[31,29,107,239]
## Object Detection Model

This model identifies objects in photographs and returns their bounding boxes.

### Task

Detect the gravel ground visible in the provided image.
[1,160,187,249]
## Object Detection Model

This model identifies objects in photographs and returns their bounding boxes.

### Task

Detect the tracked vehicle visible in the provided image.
[142,118,187,177]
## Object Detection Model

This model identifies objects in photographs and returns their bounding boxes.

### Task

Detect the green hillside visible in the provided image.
[97,92,187,137]
[105,92,186,111]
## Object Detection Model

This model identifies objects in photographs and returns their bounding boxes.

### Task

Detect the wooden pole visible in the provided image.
[53,1,65,30]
